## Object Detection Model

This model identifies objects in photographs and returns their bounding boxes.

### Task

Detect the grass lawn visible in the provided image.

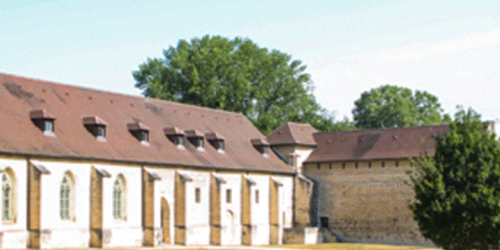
[266,243,432,249]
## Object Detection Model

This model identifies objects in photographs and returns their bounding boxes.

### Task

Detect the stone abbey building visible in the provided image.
[0,73,498,248]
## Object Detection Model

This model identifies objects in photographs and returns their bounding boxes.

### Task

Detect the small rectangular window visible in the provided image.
[44,120,53,132]
[255,190,259,204]
[140,131,149,142]
[381,161,386,168]
[262,146,268,155]
[215,140,224,150]
[317,163,321,170]
[96,126,105,138]
[174,136,184,146]
[195,188,201,203]
[395,161,400,167]
[226,189,232,203]
[195,138,204,148]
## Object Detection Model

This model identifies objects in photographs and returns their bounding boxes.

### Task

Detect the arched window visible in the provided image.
[60,172,74,220]
[113,175,126,220]
[2,171,14,222]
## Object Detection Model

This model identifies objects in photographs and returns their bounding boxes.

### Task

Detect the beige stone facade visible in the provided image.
[303,160,430,246]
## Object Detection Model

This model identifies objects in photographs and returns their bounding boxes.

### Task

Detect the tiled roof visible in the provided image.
[0,73,293,174]
[267,122,317,146]
[305,125,449,163]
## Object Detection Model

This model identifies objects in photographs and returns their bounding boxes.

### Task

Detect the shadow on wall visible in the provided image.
[309,177,319,227]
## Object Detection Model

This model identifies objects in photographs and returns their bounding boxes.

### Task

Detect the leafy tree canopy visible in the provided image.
[409,108,500,250]
[353,85,448,129]
[133,35,340,134]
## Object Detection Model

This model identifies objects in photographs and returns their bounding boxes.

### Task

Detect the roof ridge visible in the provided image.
[314,124,449,135]
[0,72,246,118]
[287,121,310,126]
[286,122,298,143]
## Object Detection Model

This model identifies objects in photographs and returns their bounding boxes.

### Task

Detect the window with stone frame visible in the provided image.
[226,189,232,204]
[2,170,15,223]
[113,175,126,220]
[60,172,74,221]
[195,188,201,203]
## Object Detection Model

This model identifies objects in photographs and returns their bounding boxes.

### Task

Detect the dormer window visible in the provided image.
[206,132,225,152]
[140,131,148,142]
[127,122,150,145]
[185,130,205,150]
[214,140,224,150]
[44,120,53,133]
[250,138,270,157]
[163,127,185,148]
[96,126,105,138]
[83,116,108,141]
[30,109,55,136]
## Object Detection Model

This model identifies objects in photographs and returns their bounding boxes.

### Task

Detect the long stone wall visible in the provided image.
[303,160,432,246]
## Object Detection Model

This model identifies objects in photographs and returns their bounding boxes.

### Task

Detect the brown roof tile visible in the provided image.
[0,73,293,174]
[305,125,449,163]
[267,122,317,146]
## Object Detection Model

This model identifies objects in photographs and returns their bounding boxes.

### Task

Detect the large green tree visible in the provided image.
[133,35,335,134]
[352,85,447,129]
[409,109,500,250]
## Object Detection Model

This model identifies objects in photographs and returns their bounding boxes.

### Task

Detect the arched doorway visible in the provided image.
[161,198,170,244]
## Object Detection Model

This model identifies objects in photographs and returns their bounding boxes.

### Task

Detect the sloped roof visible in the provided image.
[0,73,293,174]
[267,122,317,146]
[305,125,449,163]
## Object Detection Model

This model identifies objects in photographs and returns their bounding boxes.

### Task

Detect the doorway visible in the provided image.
[161,198,171,244]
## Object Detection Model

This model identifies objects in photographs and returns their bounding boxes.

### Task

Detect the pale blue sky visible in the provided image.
[2,0,499,121]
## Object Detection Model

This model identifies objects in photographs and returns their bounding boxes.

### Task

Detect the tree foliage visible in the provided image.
[409,109,500,250]
[133,35,336,134]
[353,85,447,129]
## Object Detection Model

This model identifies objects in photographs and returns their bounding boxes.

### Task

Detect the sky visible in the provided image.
[1,0,499,122]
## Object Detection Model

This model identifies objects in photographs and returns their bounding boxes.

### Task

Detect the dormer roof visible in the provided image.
[185,129,204,138]
[163,127,185,136]
[127,121,149,131]
[82,116,108,126]
[205,132,225,141]
[30,109,55,120]
[250,138,270,146]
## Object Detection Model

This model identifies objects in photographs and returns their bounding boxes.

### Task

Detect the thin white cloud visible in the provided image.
[373,29,500,63]
[310,29,500,121]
